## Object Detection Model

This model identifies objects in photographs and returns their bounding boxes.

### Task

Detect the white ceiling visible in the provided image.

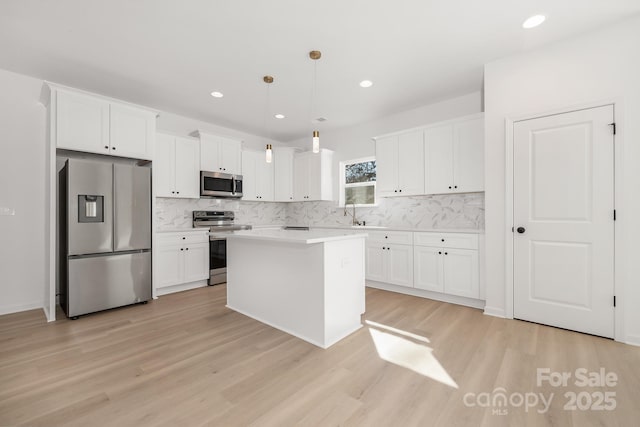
[1,1,639,141]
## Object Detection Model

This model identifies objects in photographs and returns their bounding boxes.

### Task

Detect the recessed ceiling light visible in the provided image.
[274,114,285,119]
[210,91,224,98]
[359,80,373,88]
[522,15,546,29]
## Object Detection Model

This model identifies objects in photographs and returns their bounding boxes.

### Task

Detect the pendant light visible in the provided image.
[309,50,321,153]
[265,144,273,163]
[263,75,274,163]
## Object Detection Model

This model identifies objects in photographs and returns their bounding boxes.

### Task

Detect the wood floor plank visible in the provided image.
[1,285,639,426]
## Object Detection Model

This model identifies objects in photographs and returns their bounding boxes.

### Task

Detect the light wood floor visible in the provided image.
[1,286,639,427]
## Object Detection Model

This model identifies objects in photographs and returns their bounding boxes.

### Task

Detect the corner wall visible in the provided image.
[484,16,640,344]
[0,68,47,315]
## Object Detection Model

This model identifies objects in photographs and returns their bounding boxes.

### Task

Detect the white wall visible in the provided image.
[0,68,47,315]
[484,16,640,344]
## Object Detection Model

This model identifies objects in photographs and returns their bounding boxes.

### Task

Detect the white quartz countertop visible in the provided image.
[226,229,368,244]
[257,224,485,234]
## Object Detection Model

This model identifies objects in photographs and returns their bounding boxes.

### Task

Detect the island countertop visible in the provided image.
[226,228,367,244]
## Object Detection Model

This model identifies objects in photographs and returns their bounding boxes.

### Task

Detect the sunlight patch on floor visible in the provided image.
[364,320,430,343]
[367,324,458,388]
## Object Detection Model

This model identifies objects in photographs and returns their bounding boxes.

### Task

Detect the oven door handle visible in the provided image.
[232,176,237,195]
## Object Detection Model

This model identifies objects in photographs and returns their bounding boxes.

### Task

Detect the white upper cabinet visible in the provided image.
[109,103,155,160]
[53,87,155,160]
[293,149,334,201]
[375,114,484,197]
[241,150,274,201]
[56,90,110,155]
[375,130,424,197]
[198,132,242,175]
[274,147,295,202]
[155,133,200,199]
[453,118,484,193]
[424,116,484,194]
[424,124,454,194]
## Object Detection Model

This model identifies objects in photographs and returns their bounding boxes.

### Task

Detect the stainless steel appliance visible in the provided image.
[200,171,243,198]
[59,158,152,318]
[192,211,251,285]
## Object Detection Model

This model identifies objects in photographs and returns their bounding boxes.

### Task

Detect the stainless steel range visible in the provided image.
[193,211,252,285]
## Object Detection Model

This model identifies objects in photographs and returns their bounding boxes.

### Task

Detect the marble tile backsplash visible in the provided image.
[155,198,288,229]
[156,193,484,231]
[285,193,484,230]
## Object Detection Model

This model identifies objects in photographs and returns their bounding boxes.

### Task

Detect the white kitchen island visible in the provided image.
[226,229,367,349]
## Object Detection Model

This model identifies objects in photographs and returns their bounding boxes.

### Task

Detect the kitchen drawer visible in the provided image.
[366,230,413,245]
[155,231,209,246]
[414,232,478,249]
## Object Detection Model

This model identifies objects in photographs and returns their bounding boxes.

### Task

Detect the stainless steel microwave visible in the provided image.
[200,171,243,198]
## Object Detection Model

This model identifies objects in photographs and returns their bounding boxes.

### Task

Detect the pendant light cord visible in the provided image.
[310,59,317,133]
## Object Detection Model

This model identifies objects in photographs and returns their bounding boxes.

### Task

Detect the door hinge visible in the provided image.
[613,210,617,221]
[613,296,616,307]
[609,122,616,135]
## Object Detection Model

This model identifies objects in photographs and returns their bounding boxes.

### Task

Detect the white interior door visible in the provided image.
[513,105,615,338]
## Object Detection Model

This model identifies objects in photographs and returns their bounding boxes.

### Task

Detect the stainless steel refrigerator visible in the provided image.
[59,158,152,318]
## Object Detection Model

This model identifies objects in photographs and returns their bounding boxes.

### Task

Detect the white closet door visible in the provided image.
[513,105,615,338]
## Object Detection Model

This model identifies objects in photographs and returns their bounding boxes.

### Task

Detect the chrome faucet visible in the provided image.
[344,202,362,226]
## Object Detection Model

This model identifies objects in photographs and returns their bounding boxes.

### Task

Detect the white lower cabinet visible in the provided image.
[414,246,444,292]
[154,231,209,294]
[413,232,479,299]
[365,230,413,287]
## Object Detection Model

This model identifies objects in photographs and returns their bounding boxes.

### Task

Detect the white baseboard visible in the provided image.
[365,281,485,310]
[483,306,507,318]
[0,300,43,316]
[624,334,640,347]
[155,280,208,296]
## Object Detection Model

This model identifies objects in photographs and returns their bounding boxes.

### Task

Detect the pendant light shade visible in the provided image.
[312,131,320,153]
[265,144,273,163]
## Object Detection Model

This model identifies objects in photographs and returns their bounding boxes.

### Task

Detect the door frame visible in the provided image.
[504,99,625,342]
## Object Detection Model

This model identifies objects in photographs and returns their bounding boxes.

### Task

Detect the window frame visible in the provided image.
[338,156,377,207]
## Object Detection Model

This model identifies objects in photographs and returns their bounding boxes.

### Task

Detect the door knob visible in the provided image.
[517,227,526,234]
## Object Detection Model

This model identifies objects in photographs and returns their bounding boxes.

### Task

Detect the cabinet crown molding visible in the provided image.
[40,81,159,116]
[372,112,484,141]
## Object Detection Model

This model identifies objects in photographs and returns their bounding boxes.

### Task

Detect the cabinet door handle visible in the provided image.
[438,251,442,254]
[448,186,452,189]
[394,190,398,193]
[112,147,116,150]
[454,185,458,189]
[182,237,186,240]
[385,236,388,239]
[441,238,445,242]
[180,248,184,251]
[104,146,109,149]
[444,252,448,255]
[399,189,402,192]
[186,248,189,251]
[176,191,180,194]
